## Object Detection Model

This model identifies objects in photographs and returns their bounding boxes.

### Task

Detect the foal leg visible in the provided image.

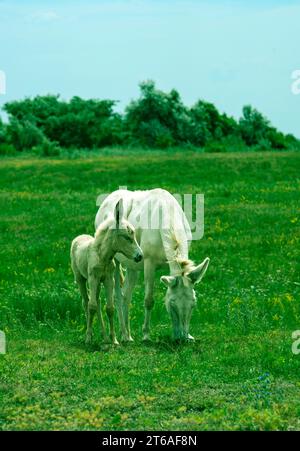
[122,269,138,342]
[76,276,89,319]
[87,275,107,344]
[142,259,156,341]
[86,299,96,345]
[104,274,118,345]
[114,261,127,341]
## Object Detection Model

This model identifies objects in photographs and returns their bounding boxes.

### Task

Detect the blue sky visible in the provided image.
[0,0,299,136]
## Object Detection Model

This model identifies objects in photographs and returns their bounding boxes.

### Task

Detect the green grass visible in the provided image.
[0,150,300,430]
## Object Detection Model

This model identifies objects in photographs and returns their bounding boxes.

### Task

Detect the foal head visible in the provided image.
[112,199,143,263]
[161,257,210,340]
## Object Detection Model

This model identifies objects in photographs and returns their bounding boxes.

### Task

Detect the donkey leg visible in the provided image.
[104,274,119,345]
[114,261,127,341]
[123,268,138,342]
[142,259,156,341]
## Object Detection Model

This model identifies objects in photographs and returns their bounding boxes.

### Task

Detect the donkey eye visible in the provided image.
[124,235,132,242]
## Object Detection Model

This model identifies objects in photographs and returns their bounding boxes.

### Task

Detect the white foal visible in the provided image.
[71,200,143,345]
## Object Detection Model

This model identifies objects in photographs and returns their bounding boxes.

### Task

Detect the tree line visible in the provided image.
[0,80,298,155]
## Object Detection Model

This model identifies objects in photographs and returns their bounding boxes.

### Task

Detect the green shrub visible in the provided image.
[256,138,272,151]
[217,135,249,152]
[0,118,6,144]
[32,139,61,157]
[138,119,175,148]
[1,84,299,153]
[125,81,192,148]
[285,134,300,150]
[0,143,17,155]
[266,129,287,150]
[6,119,45,151]
[4,95,123,149]
[204,141,226,153]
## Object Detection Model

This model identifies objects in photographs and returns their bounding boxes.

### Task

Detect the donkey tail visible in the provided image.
[119,264,125,287]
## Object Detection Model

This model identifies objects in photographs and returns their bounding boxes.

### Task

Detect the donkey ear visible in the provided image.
[160,275,177,288]
[187,257,210,284]
[114,199,124,229]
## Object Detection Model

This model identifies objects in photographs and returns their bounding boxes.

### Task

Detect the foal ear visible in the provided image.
[187,257,210,284]
[114,199,124,229]
[160,275,177,288]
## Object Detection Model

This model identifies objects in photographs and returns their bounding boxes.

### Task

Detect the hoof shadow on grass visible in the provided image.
[70,338,112,353]
[142,334,203,353]
[70,334,203,354]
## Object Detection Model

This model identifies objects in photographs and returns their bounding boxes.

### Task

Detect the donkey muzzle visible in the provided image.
[134,252,143,263]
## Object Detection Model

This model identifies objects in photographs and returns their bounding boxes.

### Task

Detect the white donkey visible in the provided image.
[95,189,210,341]
[71,200,143,345]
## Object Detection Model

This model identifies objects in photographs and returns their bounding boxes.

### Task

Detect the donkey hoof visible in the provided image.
[121,334,134,343]
[187,334,195,342]
[110,335,119,345]
[142,335,151,342]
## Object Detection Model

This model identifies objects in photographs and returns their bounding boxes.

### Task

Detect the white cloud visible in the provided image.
[29,10,60,23]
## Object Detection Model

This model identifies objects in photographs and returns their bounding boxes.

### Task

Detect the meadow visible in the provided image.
[0,149,300,431]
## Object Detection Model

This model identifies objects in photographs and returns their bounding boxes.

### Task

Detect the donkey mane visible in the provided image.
[177,258,195,274]
[172,257,196,276]
[162,227,194,276]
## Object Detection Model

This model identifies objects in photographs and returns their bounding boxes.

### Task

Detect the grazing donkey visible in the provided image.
[71,200,143,345]
[95,189,210,342]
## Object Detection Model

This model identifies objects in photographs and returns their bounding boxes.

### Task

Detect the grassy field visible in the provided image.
[0,150,300,431]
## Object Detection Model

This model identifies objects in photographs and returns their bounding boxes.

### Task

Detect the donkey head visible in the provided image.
[113,199,143,263]
[160,257,210,340]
